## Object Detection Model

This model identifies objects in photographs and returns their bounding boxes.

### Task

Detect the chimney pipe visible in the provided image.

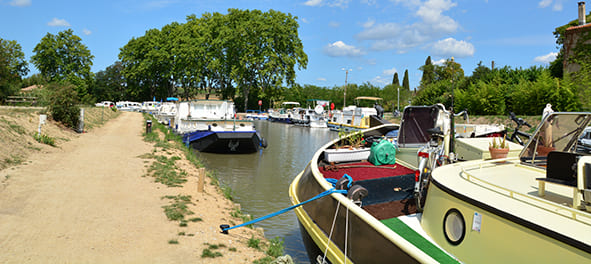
[579,2,586,25]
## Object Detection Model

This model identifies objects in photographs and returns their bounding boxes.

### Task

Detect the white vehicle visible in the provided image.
[116,101,141,112]
[577,127,591,153]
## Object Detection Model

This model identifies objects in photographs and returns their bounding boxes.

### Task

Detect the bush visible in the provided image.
[47,83,80,129]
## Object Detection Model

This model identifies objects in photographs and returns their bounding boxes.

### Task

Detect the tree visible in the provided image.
[402,69,410,92]
[93,61,127,101]
[419,56,435,87]
[0,38,29,100]
[31,29,94,102]
[392,72,399,87]
[46,82,80,129]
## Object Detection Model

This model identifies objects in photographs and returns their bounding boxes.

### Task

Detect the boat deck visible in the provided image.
[319,161,418,219]
[433,158,591,248]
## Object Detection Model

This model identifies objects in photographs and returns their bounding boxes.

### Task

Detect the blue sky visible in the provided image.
[0,0,581,89]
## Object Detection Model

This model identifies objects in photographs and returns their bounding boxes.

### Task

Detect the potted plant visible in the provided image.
[489,135,510,160]
[324,130,370,162]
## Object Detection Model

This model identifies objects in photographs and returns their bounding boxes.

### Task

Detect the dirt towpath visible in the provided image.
[0,112,265,263]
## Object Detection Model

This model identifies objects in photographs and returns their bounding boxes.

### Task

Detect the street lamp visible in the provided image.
[341,68,352,109]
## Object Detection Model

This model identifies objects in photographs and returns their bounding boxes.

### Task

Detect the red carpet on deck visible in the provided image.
[319,162,415,181]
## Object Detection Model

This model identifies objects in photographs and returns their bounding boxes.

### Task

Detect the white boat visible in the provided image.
[327,96,383,132]
[268,102,300,123]
[154,101,177,126]
[292,99,330,128]
[290,109,591,263]
[141,101,160,114]
[245,110,268,120]
[174,100,267,154]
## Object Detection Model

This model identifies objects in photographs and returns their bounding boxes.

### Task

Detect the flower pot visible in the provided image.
[489,147,509,160]
[324,148,370,163]
[537,145,555,156]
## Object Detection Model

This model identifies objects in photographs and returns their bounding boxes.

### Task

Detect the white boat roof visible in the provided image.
[282,102,300,105]
[355,96,383,101]
[432,159,591,248]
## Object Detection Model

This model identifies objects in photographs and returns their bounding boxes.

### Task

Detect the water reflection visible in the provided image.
[195,120,336,263]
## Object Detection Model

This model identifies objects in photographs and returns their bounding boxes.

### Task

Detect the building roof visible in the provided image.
[566,23,591,32]
[20,85,42,93]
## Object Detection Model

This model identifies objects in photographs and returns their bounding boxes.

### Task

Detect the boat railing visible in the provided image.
[459,159,591,225]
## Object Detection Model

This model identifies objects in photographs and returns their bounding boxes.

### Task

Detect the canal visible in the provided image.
[194,120,336,263]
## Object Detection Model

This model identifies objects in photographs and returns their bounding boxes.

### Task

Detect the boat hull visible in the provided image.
[183,130,262,154]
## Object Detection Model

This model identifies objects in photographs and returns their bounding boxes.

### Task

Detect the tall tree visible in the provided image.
[93,61,126,101]
[392,72,399,87]
[0,38,29,99]
[31,29,94,102]
[420,56,435,87]
[402,69,410,91]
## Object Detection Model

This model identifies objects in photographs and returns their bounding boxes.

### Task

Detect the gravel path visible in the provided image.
[0,112,265,263]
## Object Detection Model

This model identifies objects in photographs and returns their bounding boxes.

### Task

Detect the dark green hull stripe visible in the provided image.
[380,217,460,264]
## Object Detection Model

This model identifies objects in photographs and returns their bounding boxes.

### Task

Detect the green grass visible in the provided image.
[253,257,274,264]
[266,237,285,258]
[4,155,24,166]
[201,248,223,258]
[230,208,253,228]
[168,239,179,244]
[147,155,187,187]
[221,185,233,201]
[33,133,56,146]
[247,236,261,250]
[161,195,194,221]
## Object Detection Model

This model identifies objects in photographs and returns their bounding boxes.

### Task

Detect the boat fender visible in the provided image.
[335,174,353,190]
[347,184,368,203]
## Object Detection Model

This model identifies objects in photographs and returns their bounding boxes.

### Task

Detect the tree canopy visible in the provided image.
[118,8,308,111]
[0,38,28,100]
[31,29,94,103]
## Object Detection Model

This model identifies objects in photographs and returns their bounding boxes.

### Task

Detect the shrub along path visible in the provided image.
[0,111,266,263]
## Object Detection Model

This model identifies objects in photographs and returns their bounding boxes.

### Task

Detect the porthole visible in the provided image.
[443,208,465,245]
[212,123,218,127]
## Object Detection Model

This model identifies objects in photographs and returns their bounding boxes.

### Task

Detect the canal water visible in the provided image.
[194,120,336,264]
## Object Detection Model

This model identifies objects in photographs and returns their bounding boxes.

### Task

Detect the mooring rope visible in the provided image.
[322,199,341,264]
[220,174,353,233]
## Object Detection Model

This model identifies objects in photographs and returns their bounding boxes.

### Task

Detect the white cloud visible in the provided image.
[83,29,92,35]
[431,38,475,58]
[303,0,350,8]
[433,58,446,66]
[538,0,564,11]
[371,75,391,85]
[317,77,327,81]
[323,41,365,57]
[538,0,552,8]
[533,52,558,64]
[301,17,310,24]
[357,22,400,40]
[383,67,397,76]
[48,18,71,27]
[9,0,31,7]
[356,0,459,53]
[304,0,323,6]
[363,18,375,28]
[329,21,340,28]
